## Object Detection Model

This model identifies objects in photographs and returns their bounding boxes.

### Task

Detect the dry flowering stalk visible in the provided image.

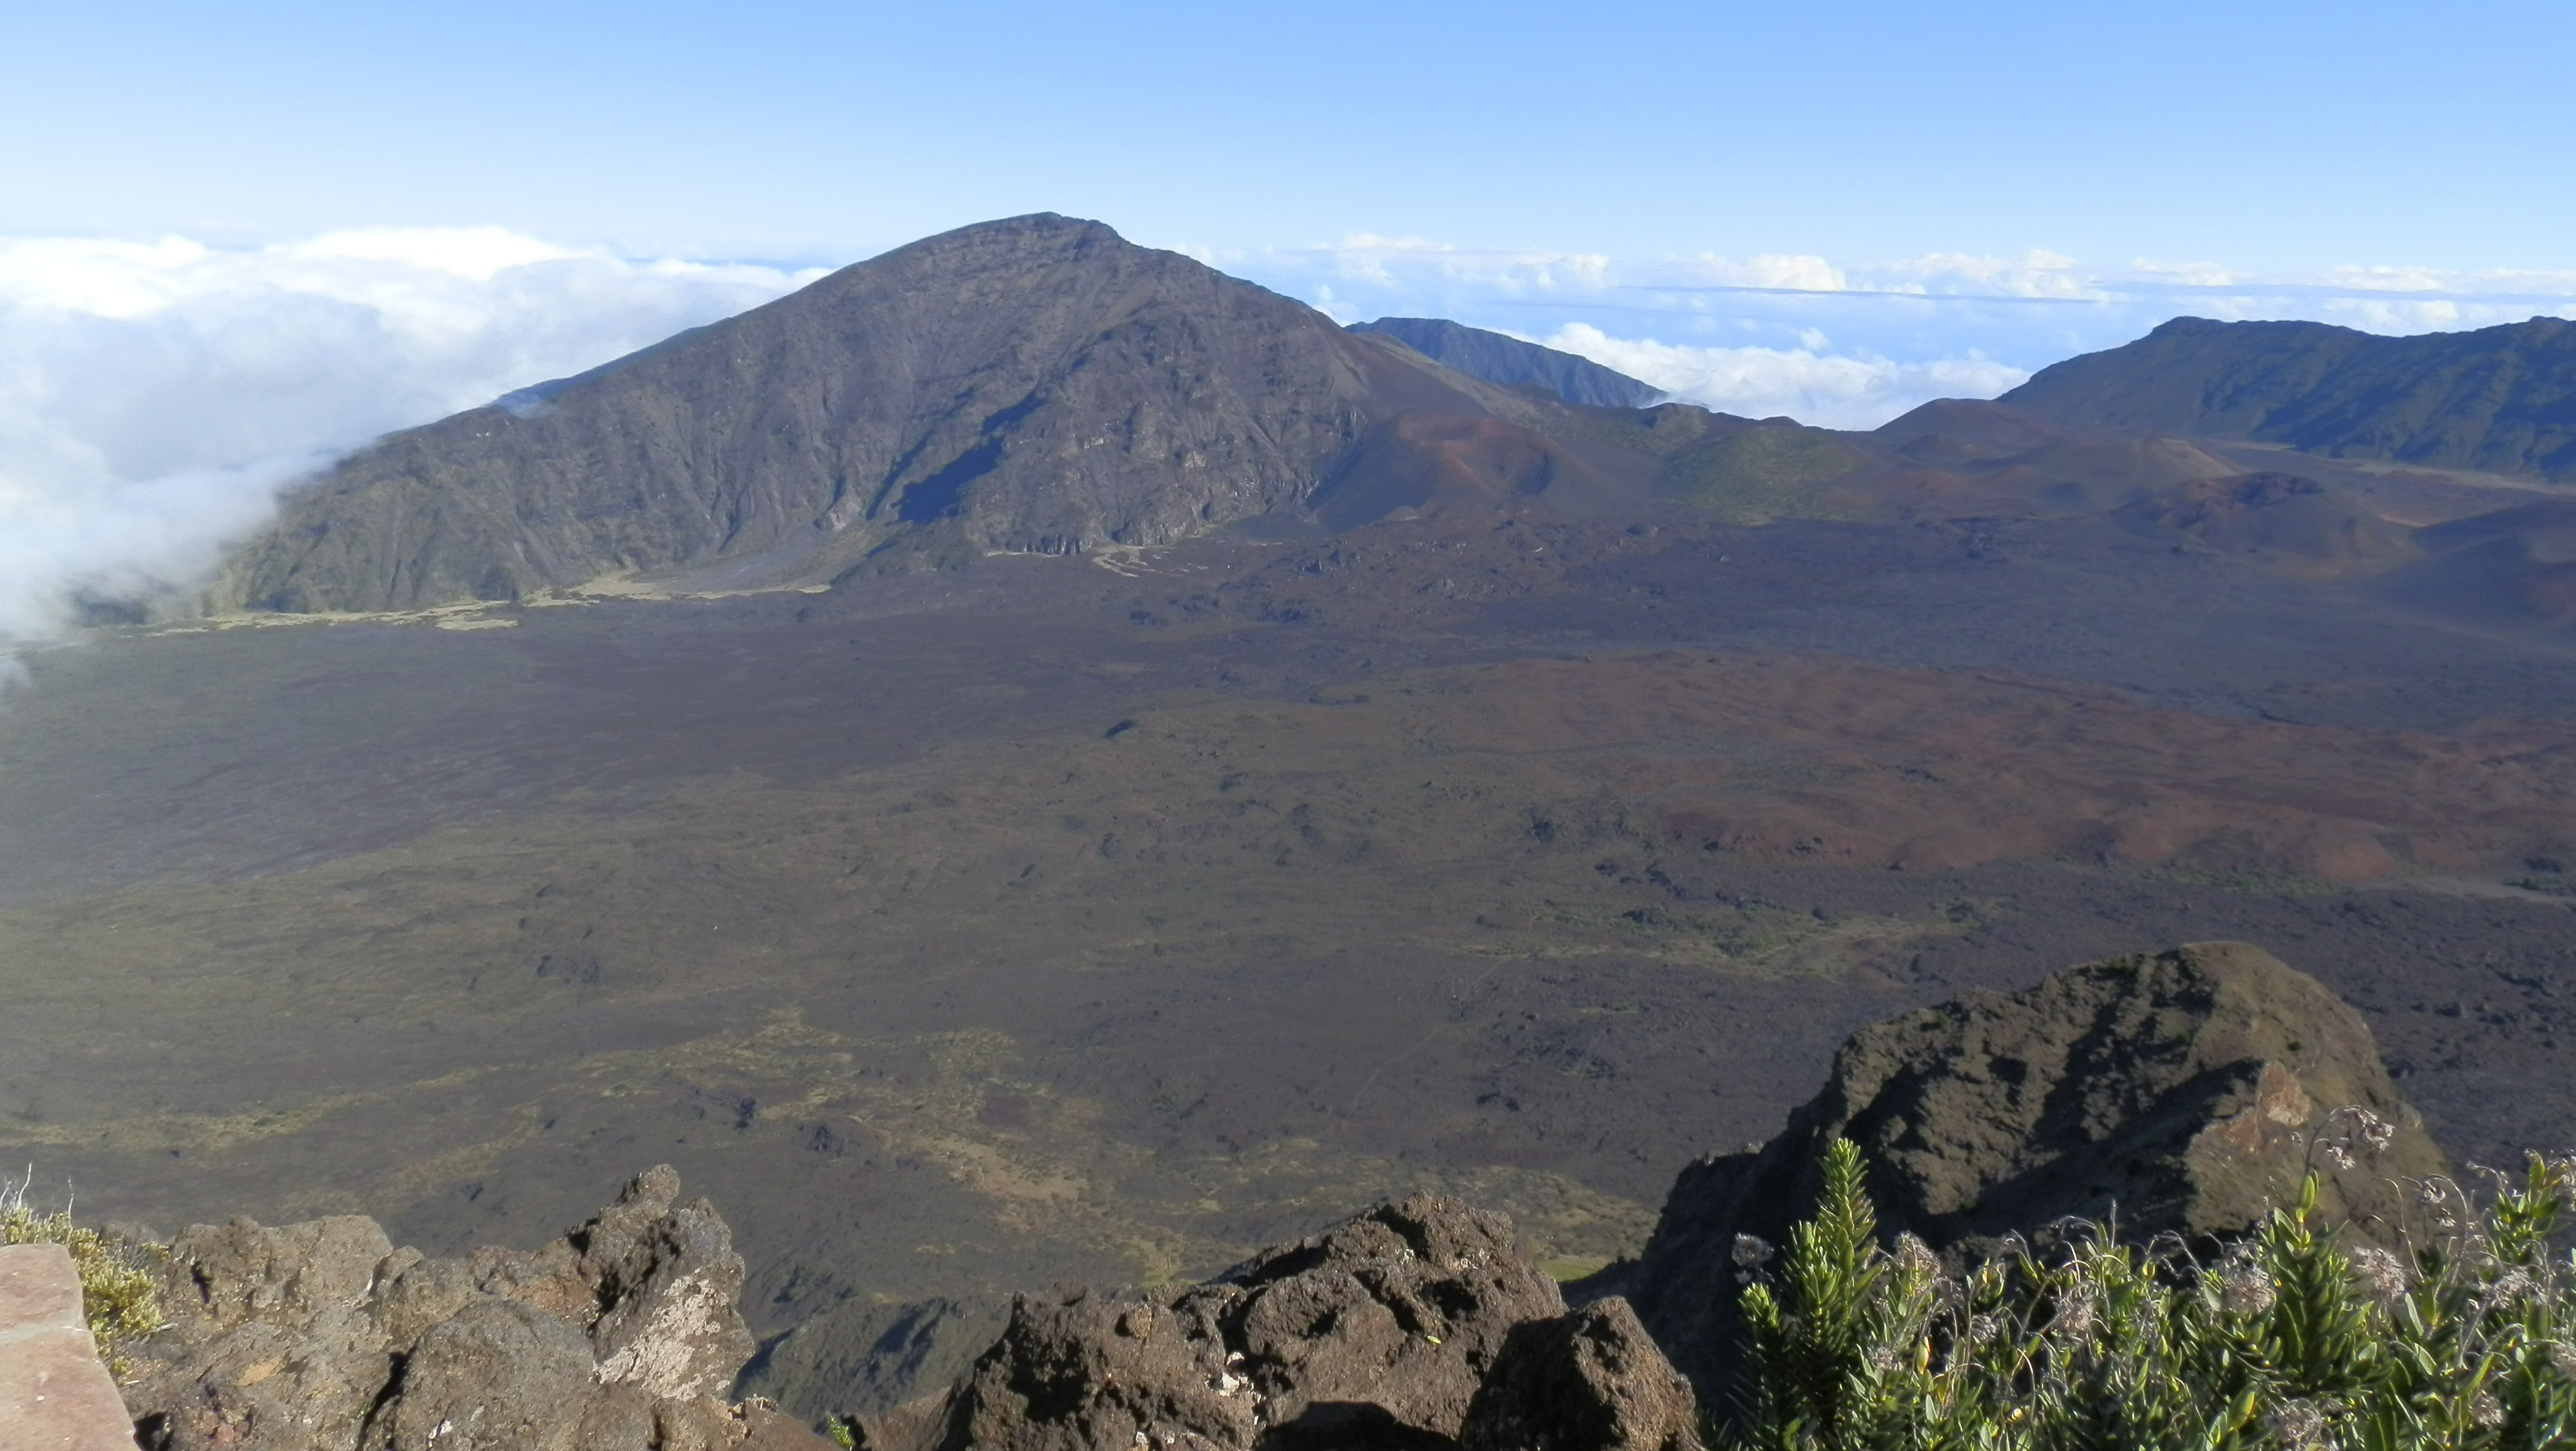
[1891,1232,1940,1283]
[2266,1399,2335,1451]
[2218,1259,2277,1316]
[2467,1389,2506,1429]
[2347,1246,2407,1300]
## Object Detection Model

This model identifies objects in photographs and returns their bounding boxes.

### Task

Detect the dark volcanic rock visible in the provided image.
[2002,314,2576,481]
[370,1297,603,1450]
[124,1166,827,1451]
[855,1195,1697,1451]
[1349,318,1663,409]
[1461,1299,1698,1451]
[1601,941,2450,1396]
[213,216,1606,614]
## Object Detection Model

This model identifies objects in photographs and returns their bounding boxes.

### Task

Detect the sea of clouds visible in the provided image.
[4,224,2574,662]
[0,228,822,647]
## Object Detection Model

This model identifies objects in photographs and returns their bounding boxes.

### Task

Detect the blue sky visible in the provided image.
[3,0,2574,640]
[9,0,2574,271]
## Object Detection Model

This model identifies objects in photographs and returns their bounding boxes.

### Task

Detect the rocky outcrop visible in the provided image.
[122,1166,829,1451]
[1598,941,2450,1396]
[854,1195,1698,1451]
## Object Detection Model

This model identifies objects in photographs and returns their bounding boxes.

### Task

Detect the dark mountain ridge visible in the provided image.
[205,217,2576,626]
[2002,314,2576,482]
[210,216,1681,615]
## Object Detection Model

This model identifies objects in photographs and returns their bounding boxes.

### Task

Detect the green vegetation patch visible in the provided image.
[1660,425,1867,524]
[1728,1139,2576,1449]
[2,1174,163,1375]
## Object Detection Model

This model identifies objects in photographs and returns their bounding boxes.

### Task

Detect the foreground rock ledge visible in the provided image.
[123,1165,828,1451]
[0,1243,139,1450]
[855,1195,1700,1451]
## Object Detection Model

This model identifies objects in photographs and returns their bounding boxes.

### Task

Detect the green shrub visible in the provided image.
[1728,1138,2576,1450]
[1,1171,164,1375]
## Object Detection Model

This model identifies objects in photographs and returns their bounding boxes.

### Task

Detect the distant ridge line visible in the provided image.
[1349,317,1663,409]
[2003,314,2576,482]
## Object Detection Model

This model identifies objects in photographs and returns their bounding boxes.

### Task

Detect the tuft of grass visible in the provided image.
[1728,1137,2576,1450]
[1,1168,164,1376]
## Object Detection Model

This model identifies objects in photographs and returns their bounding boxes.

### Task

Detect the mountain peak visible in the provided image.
[213,216,1544,612]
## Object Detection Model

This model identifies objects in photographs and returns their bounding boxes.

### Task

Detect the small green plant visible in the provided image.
[1727,1138,2576,1450]
[1,1168,164,1375]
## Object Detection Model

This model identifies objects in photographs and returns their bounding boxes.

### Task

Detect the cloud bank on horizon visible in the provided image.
[6,222,2576,655]
[1212,237,2576,428]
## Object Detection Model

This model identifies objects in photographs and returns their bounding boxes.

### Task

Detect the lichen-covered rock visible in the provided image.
[857,1195,1691,1451]
[123,1166,821,1451]
[1601,941,2452,1398]
[583,1174,760,1402]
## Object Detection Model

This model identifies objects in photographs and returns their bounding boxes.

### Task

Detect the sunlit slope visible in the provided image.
[2003,315,2576,481]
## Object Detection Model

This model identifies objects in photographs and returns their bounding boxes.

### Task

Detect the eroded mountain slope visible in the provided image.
[213,215,1621,613]
[2002,315,2576,481]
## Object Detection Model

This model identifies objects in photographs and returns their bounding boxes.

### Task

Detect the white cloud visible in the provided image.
[1229,237,1619,298]
[1874,250,2103,300]
[0,454,318,639]
[2128,259,2240,287]
[282,225,580,279]
[2321,264,2464,294]
[1543,323,2028,430]
[1659,253,1848,292]
[0,228,822,642]
[2319,295,2576,333]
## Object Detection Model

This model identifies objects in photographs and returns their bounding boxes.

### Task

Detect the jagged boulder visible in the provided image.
[122,1166,828,1451]
[856,1195,1698,1451]
[1461,1300,1698,1451]
[1600,941,2451,1396]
